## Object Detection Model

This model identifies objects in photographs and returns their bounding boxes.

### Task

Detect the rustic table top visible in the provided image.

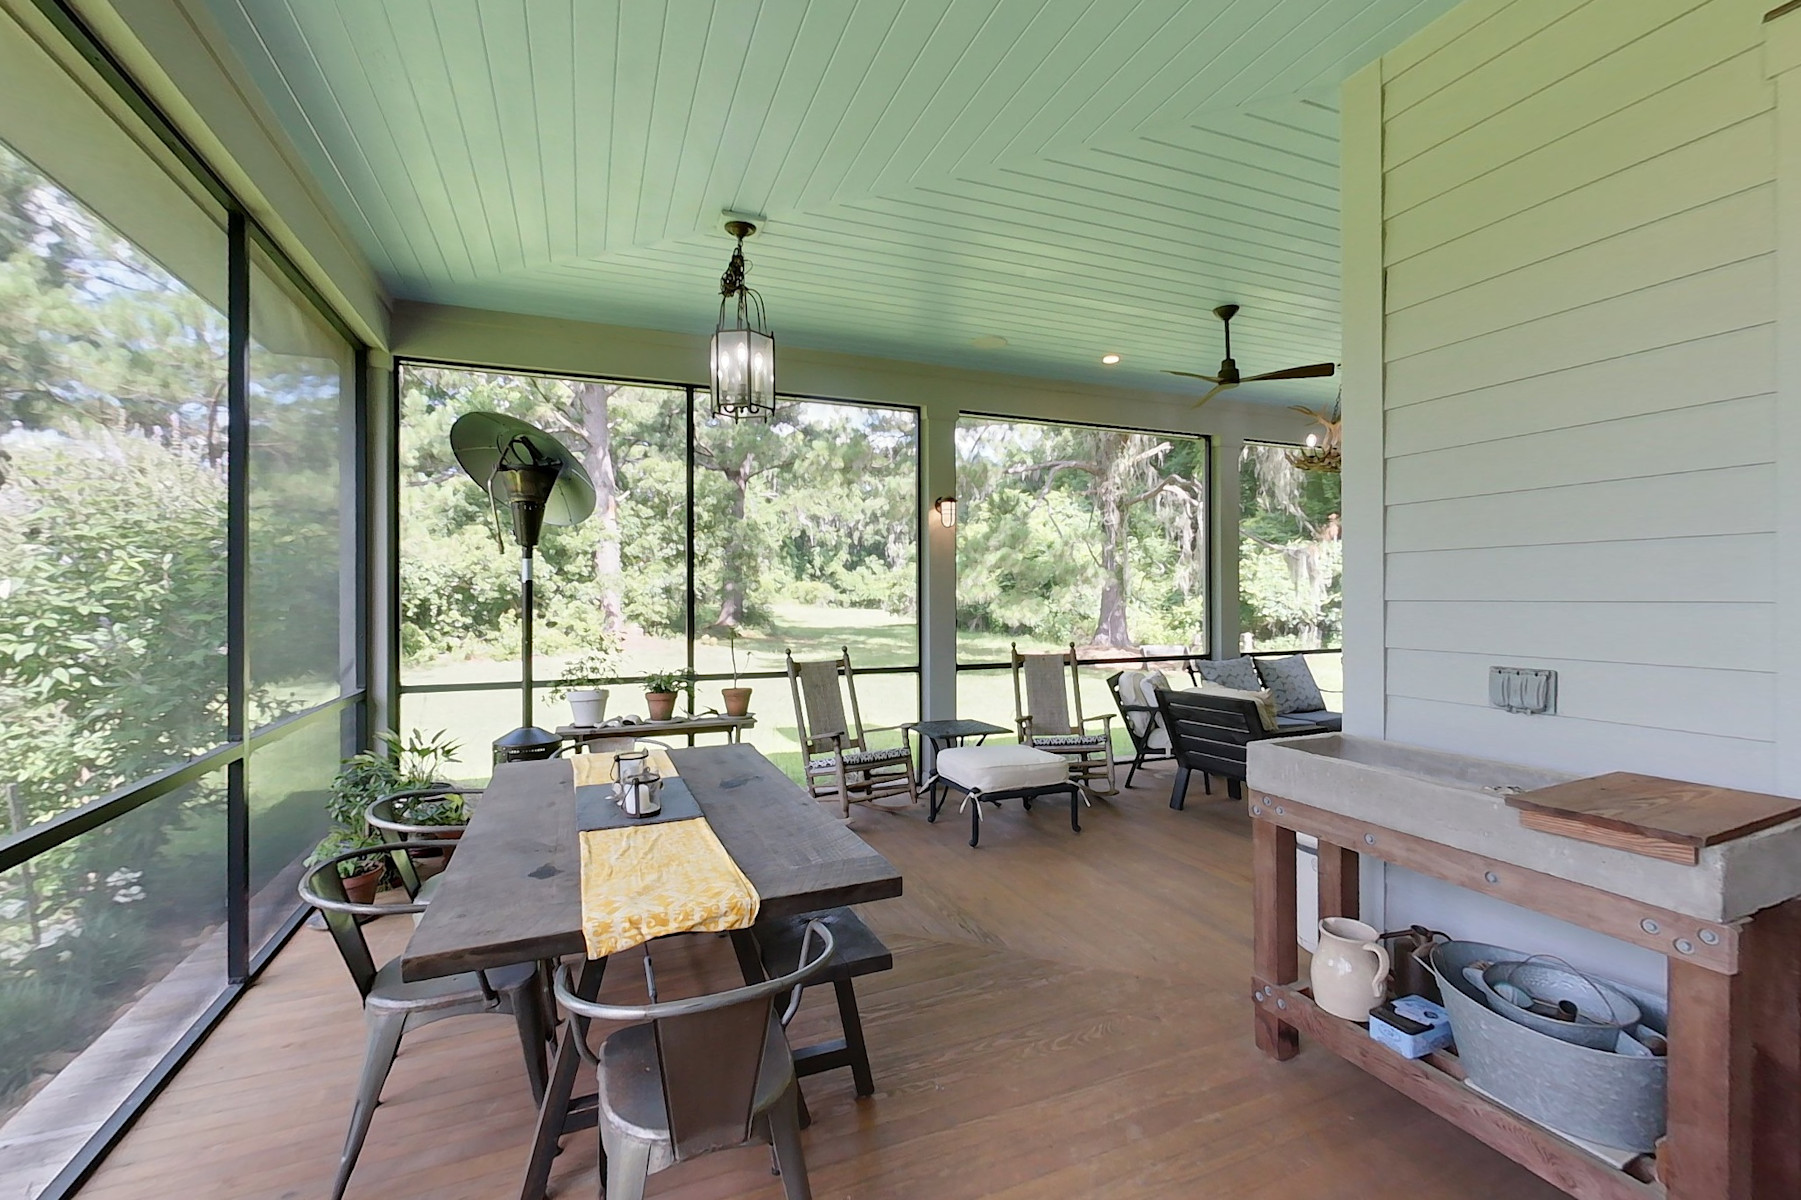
[401,744,902,981]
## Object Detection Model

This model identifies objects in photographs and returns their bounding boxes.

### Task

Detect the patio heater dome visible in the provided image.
[708,219,776,421]
[450,411,595,761]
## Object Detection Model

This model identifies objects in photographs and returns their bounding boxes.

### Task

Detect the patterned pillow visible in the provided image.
[1256,655,1326,715]
[1194,656,1261,692]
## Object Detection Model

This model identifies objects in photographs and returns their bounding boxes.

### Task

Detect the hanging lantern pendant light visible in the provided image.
[709,219,776,421]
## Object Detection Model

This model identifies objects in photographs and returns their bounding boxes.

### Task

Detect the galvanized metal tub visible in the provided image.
[1429,940,1667,1152]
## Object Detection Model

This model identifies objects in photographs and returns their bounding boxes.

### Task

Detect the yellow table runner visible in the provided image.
[572,750,760,959]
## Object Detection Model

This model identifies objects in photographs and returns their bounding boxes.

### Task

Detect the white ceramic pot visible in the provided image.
[568,688,608,727]
[1310,916,1392,1022]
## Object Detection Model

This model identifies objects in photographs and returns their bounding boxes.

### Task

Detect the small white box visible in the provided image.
[1368,995,1453,1059]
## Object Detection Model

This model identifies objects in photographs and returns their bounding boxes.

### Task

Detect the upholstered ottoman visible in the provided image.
[929,745,1082,847]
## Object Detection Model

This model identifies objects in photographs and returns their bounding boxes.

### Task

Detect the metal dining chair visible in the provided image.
[553,921,838,1200]
[365,784,478,901]
[298,843,550,1200]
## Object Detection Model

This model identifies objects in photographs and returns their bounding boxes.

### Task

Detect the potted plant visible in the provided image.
[641,668,691,722]
[548,641,622,728]
[721,629,752,717]
[306,828,391,906]
[313,729,462,901]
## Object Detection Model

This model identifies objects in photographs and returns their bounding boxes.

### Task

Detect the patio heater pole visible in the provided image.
[448,413,596,764]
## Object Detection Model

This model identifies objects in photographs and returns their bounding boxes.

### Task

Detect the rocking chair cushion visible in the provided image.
[938,745,1068,793]
[1029,733,1109,750]
[806,745,911,773]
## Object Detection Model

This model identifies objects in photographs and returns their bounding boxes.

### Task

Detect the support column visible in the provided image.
[1210,434,1242,659]
[920,405,958,720]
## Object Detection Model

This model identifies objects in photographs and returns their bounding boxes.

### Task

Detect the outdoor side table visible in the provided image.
[907,719,1010,796]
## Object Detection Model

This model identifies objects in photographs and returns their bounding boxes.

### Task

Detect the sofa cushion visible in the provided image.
[1256,655,1327,715]
[1135,671,1172,751]
[1275,710,1342,732]
[1194,655,1262,692]
[1194,681,1280,732]
[937,745,1068,793]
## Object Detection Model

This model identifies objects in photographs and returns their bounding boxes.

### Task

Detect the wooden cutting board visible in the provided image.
[1506,772,1801,864]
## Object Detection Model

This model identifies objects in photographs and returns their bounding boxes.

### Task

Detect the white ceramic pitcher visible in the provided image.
[1311,917,1392,1022]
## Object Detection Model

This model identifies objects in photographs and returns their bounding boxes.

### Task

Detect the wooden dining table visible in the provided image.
[401,743,903,1200]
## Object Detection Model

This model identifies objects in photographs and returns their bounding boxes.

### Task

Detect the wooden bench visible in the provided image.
[754,907,893,1113]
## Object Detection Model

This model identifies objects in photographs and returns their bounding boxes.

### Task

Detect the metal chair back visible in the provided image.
[297,844,428,1000]
[1012,642,1084,738]
[555,920,836,1161]
[366,785,477,896]
[787,647,869,755]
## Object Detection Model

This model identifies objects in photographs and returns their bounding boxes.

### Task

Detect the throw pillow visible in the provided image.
[1194,655,1261,692]
[1256,655,1326,715]
[1194,681,1280,731]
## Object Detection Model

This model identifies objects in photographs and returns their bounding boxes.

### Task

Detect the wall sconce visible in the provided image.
[933,496,957,528]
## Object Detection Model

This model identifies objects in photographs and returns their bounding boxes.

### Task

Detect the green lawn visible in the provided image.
[400,602,1341,781]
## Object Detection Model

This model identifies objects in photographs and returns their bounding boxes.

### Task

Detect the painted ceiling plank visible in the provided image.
[1039,144,1340,229]
[725,1,861,219]
[836,0,1049,201]
[634,0,726,247]
[380,0,503,279]
[602,0,666,253]
[221,0,422,283]
[684,0,809,237]
[790,0,963,210]
[523,0,577,263]
[439,0,531,273]
[570,1,615,259]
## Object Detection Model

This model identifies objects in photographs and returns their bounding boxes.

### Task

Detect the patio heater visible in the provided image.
[450,412,596,762]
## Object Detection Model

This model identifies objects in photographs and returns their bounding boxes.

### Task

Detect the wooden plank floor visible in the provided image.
[75,765,1563,1199]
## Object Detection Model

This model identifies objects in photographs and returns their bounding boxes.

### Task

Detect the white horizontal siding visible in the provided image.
[1387,536,1775,604]
[1387,464,1774,551]
[1386,696,1775,792]
[1387,600,1773,673]
[1385,51,1771,263]
[1384,394,1774,504]
[1387,649,1774,740]
[1384,325,1774,455]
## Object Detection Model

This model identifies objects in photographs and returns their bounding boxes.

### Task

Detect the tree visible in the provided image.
[1007,429,1204,648]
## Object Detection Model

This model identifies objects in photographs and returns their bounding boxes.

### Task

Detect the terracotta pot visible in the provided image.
[341,865,384,907]
[721,686,753,717]
[645,691,678,721]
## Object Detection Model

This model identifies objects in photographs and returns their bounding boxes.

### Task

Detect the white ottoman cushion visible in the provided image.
[938,745,1067,793]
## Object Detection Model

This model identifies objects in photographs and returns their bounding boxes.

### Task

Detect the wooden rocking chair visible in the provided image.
[787,647,921,818]
[1011,642,1118,798]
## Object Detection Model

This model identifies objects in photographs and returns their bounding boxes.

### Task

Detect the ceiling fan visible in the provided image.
[1167,304,1336,407]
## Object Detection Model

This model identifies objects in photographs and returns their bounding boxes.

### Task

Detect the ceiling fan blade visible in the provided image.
[1193,382,1233,408]
[1165,370,1224,383]
[1243,362,1337,383]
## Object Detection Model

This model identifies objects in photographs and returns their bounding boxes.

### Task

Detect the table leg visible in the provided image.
[519,956,606,1200]
[1252,815,1299,1060]
[1663,898,1801,1199]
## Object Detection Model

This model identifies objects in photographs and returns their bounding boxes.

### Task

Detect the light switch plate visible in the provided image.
[1490,666,1556,715]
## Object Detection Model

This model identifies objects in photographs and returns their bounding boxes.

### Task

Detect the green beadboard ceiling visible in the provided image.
[205,0,1457,399]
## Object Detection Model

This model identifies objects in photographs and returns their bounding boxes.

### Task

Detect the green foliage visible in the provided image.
[1238,444,1342,650]
[305,826,389,879]
[325,728,460,830]
[640,668,693,695]
[545,643,623,701]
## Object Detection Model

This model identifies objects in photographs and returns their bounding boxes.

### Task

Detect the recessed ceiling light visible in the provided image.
[1101,353,1121,365]
[970,334,1009,350]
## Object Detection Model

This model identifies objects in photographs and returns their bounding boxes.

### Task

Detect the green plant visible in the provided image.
[547,640,623,701]
[726,628,744,688]
[305,827,390,879]
[407,789,472,827]
[326,728,460,829]
[641,668,692,695]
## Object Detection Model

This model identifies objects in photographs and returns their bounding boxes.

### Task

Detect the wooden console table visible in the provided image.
[1249,788,1801,1200]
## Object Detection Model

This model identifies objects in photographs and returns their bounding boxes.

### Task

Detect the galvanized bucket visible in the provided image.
[1429,940,1667,1152]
